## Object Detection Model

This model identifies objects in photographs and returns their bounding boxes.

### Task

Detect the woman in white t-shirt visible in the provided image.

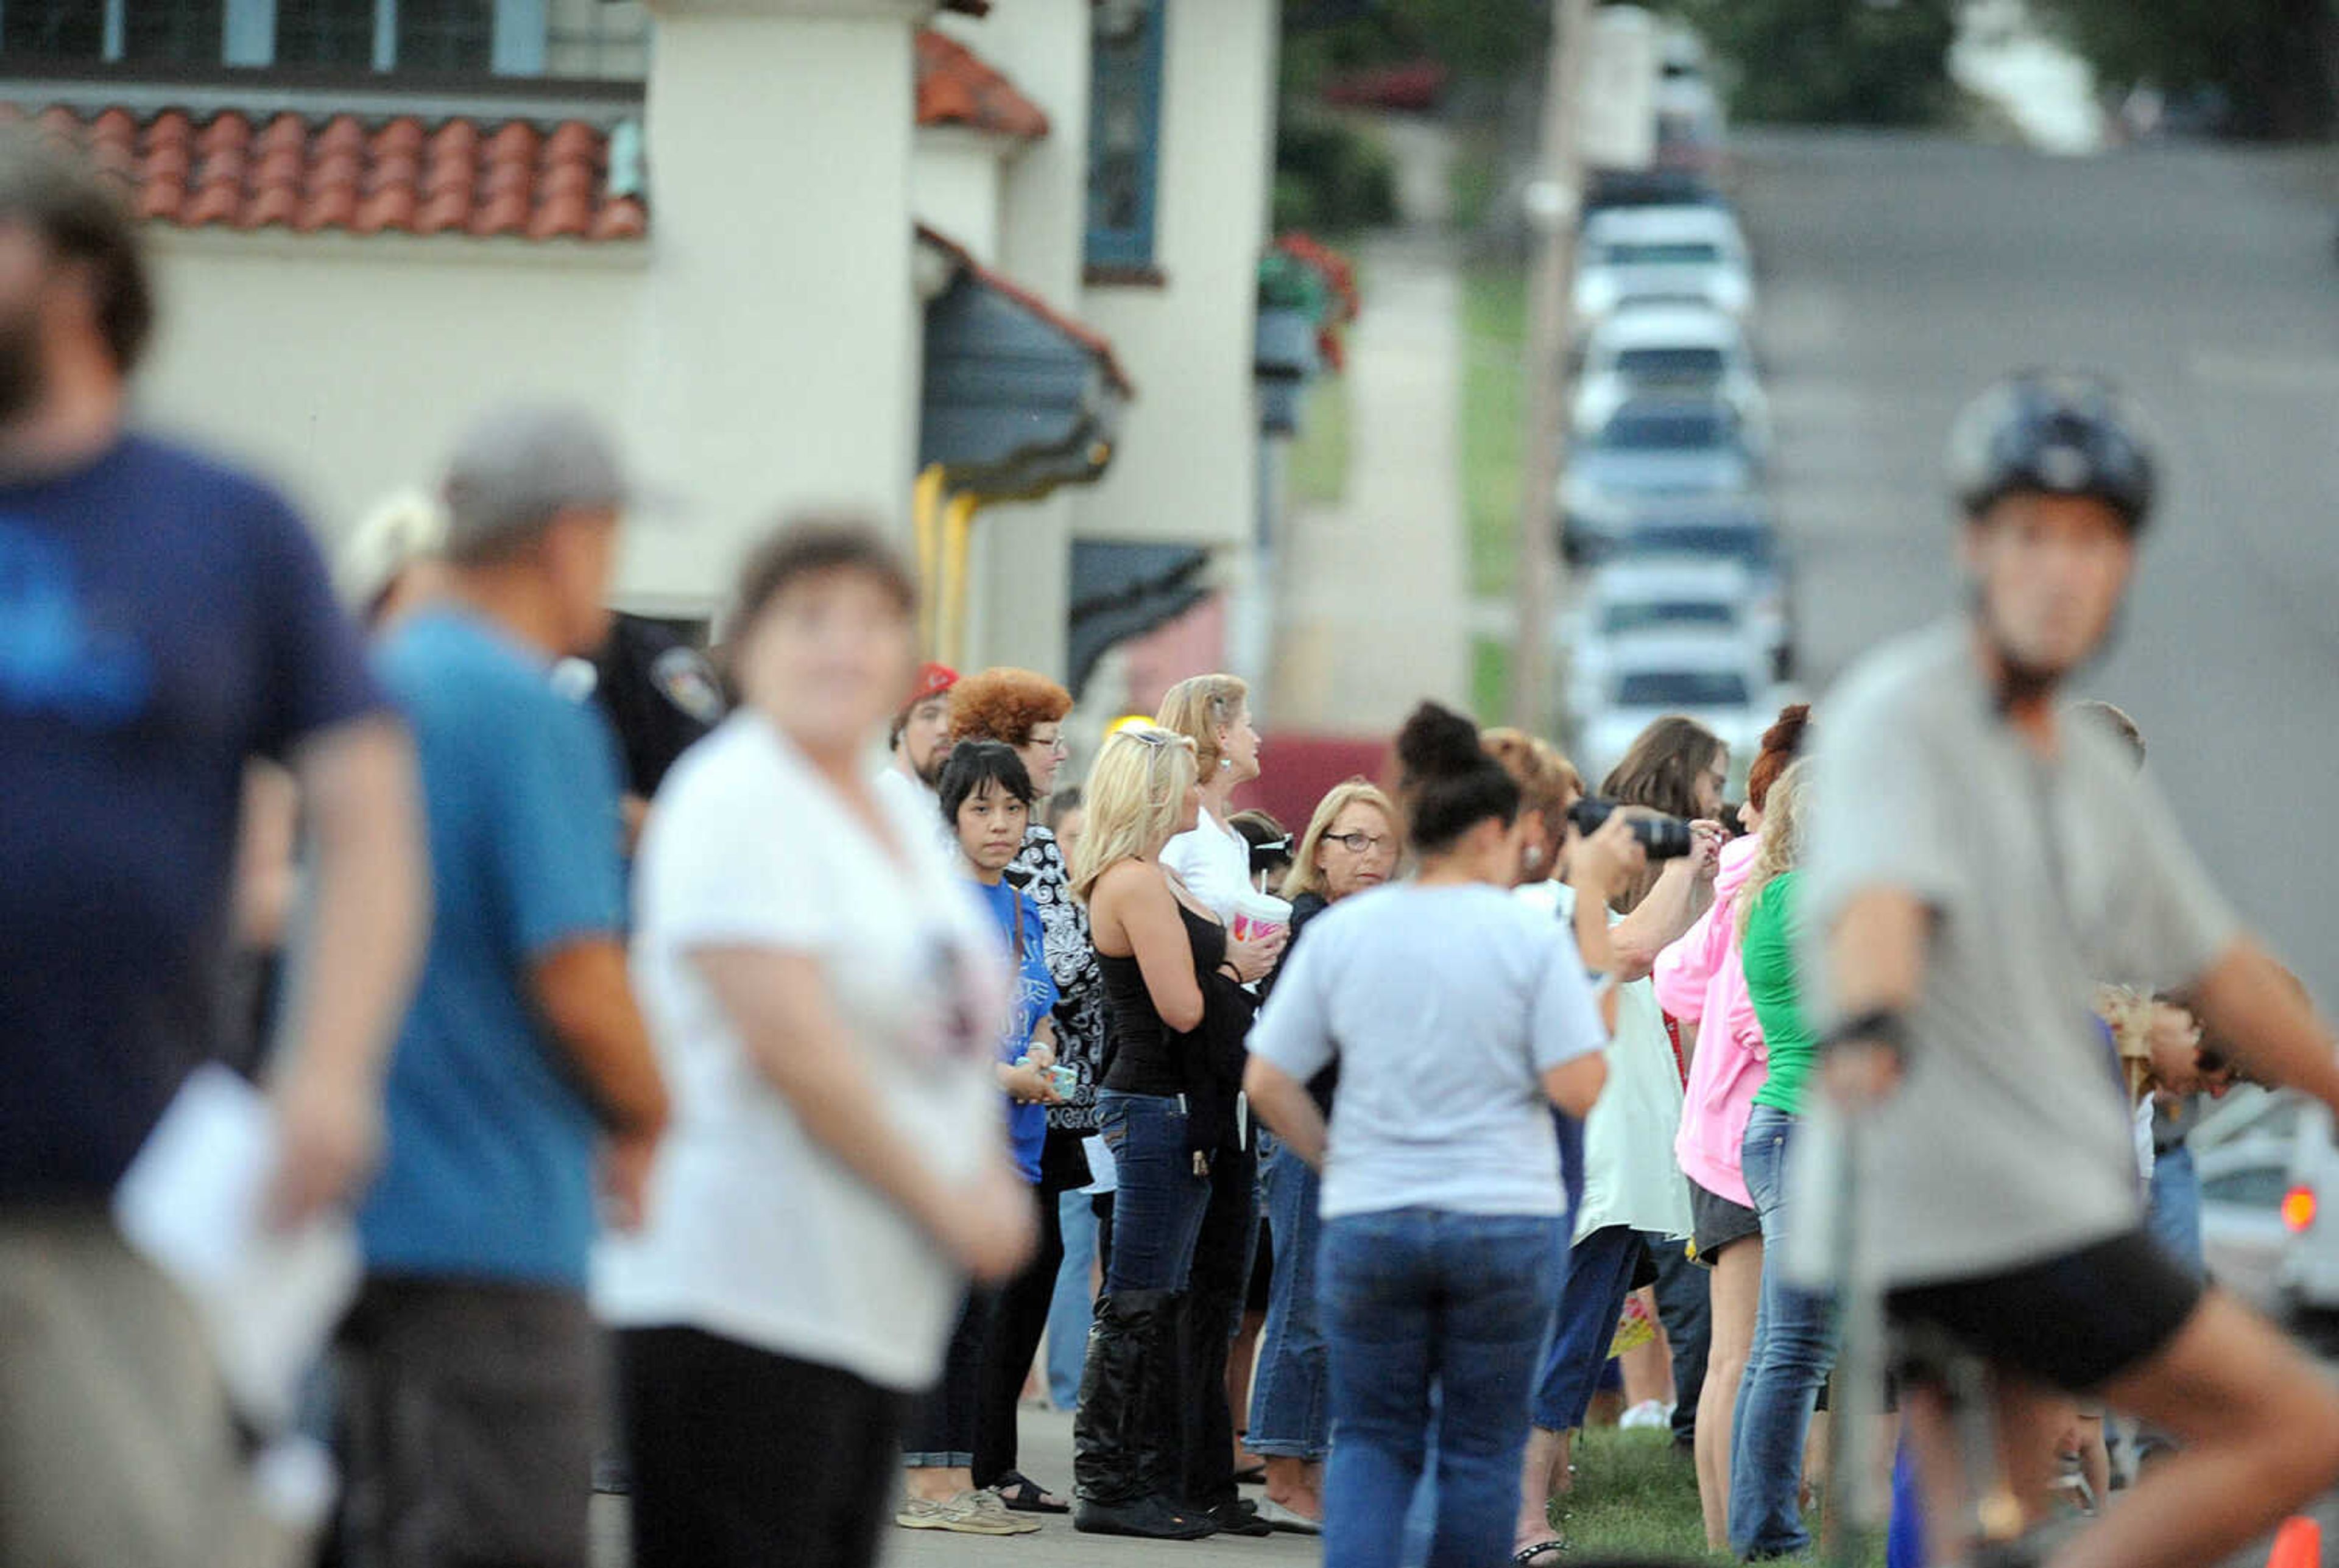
[1151,673,1287,1534]
[596,519,1036,1568]
[1244,702,1615,1568]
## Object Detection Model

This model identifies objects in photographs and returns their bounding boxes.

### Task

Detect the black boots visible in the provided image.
[1073,1290,1216,1540]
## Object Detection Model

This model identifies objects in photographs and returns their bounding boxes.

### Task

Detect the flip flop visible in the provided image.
[1257,1497,1324,1535]
[993,1472,1071,1514]
[1513,1538,1570,1563]
[1233,1463,1268,1485]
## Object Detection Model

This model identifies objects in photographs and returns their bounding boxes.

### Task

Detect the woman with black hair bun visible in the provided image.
[1243,701,1632,1568]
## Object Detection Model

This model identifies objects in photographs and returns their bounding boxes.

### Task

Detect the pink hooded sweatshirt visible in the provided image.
[1656,834,1766,1209]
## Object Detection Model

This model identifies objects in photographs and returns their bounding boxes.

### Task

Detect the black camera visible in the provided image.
[1565,796,1694,861]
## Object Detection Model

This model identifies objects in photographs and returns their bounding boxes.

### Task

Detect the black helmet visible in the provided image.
[1946,370,2157,532]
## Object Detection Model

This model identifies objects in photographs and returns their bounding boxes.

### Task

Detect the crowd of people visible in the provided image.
[24,116,2339,1568]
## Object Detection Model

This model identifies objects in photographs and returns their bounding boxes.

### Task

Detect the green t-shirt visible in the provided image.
[1745,870,1815,1116]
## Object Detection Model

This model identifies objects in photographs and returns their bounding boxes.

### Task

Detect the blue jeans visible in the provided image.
[1730,1105,1840,1559]
[1320,1208,1564,1568]
[1531,1223,1640,1432]
[2147,1142,2204,1279]
[1248,1139,1329,1459]
[1048,1189,1099,1408]
[1096,1091,1209,1293]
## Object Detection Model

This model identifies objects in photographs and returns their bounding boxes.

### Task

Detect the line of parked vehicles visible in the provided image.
[1554,31,1796,793]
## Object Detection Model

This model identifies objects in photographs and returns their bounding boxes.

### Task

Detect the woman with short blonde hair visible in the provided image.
[1282,780,1402,906]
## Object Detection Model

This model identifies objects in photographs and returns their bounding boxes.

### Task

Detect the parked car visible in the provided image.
[1573,204,1753,326]
[1564,556,1765,720]
[2273,1095,2339,1333]
[1571,630,1774,790]
[1558,395,1763,564]
[1608,499,1794,677]
[1572,303,1769,454]
[2186,1086,2306,1310]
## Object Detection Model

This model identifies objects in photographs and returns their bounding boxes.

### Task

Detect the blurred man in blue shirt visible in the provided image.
[336,405,668,1568]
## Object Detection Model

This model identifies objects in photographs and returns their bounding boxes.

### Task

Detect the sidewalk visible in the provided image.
[589,1405,1325,1566]
[1268,228,1473,734]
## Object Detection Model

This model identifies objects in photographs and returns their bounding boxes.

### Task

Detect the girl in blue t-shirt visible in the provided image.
[895,740,1067,1535]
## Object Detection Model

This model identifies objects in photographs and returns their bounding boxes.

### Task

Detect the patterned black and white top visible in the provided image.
[1013,824,1106,1136]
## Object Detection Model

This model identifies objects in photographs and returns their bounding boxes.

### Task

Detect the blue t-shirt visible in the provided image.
[359,610,626,1287]
[972,876,1059,1184]
[0,434,383,1201]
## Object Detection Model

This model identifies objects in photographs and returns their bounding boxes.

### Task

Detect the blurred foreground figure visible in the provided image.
[333,406,669,1568]
[1807,371,2339,1568]
[0,129,426,1566]
[597,518,1032,1568]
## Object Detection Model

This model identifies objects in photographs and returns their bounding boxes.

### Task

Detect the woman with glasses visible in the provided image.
[1068,725,1228,1541]
[1243,778,1402,1532]
[946,668,1101,1515]
[1244,702,1616,1568]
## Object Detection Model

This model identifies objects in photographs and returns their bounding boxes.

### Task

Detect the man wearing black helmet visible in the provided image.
[1805,371,2339,1568]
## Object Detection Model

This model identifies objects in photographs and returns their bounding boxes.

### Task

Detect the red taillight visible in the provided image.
[2284,1186,2317,1234]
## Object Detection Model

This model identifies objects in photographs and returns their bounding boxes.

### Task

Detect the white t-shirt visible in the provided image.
[594,714,1008,1391]
[872,763,951,854]
[1251,882,1607,1220]
[1162,809,1257,923]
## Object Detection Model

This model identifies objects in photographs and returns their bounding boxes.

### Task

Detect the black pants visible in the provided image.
[973,1132,1084,1488]
[1179,1140,1261,1511]
[903,1292,987,1467]
[618,1327,907,1568]
[334,1278,599,1568]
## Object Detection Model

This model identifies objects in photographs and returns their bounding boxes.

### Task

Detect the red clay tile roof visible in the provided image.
[916,223,1130,396]
[2,103,646,241]
[915,29,1049,141]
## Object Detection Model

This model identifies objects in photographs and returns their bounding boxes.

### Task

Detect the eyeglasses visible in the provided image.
[1324,832,1392,854]
[1026,733,1070,756]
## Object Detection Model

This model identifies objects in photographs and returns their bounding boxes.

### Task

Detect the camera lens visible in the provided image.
[1637,817,1694,860]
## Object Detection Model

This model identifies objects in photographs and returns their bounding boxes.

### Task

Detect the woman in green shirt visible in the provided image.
[1729,760,1838,1559]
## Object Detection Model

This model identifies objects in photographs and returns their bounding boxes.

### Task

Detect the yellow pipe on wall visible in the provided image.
[911,464,948,656]
[939,491,982,668]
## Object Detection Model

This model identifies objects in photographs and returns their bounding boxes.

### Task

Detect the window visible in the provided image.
[1601,241,1723,267]
[1615,670,1749,709]
[395,0,493,73]
[124,0,227,63]
[1603,600,1739,637]
[1085,0,1163,275]
[4,1,107,60]
[1613,346,1727,380]
[275,0,379,68]
[1596,405,1730,452]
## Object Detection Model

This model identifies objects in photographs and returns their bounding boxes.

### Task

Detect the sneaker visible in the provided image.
[894,1492,1032,1535]
[973,1489,1045,1535]
[1618,1399,1674,1431]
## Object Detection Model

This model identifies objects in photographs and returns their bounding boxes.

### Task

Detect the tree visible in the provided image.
[2027,0,2339,139]
[1674,0,1960,126]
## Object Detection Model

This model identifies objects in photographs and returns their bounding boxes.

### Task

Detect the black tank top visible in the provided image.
[1099,902,1225,1096]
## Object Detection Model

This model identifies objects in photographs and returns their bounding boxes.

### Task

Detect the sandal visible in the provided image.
[1233,1463,1267,1485]
[993,1472,1071,1514]
[1513,1538,1570,1563]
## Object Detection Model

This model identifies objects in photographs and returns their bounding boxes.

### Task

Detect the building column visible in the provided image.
[632,0,933,609]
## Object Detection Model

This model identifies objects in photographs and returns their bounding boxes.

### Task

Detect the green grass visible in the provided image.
[1448,127,1506,234]
[1559,1427,1887,1568]
[1288,376,1353,505]
[1472,635,1512,726]
[1460,263,1528,599]
[1561,1428,1723,1563]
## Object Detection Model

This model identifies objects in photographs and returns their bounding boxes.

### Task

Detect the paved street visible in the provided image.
[1738,129,2339,1008]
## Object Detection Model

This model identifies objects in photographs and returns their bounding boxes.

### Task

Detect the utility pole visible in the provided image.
[1508,0,1593,734]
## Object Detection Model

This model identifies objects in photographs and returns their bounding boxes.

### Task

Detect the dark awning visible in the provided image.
[1065,540,1210,698]
[917,224,1131,502]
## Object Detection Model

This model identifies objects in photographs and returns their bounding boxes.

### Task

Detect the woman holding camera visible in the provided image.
[1517,717,1727,1561]
[1244,702,1617,1568]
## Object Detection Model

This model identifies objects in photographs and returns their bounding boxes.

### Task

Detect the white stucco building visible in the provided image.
[1,0,1283,700]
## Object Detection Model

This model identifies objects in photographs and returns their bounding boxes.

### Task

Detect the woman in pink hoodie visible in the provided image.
[1652,704,1810,1550]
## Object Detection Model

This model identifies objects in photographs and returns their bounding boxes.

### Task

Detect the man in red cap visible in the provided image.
[875,661,958,824]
